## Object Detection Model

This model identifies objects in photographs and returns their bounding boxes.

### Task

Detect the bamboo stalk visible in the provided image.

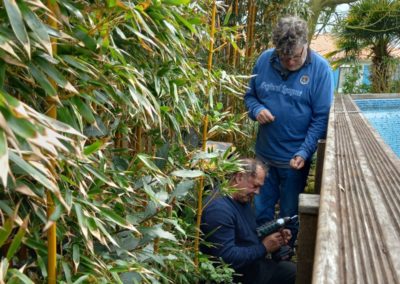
[136,126,142,153]
[153,238,160,254]
[46,2,59,283]
[245,0,253,58]
[245,0,257,58]
[206,1,217,71]
[232,0,239,68]
[115,131,122,149]
[194,0,217,269]
[249,3,257,57]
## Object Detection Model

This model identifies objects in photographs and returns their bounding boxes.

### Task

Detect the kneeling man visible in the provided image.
[201,158,296,284]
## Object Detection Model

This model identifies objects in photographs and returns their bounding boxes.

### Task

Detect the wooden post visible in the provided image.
[296,194,320,284]
[314,139,326,194]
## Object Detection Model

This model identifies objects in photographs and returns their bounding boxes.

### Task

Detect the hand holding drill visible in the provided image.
[261,229,291,252]
[257,215,298,261]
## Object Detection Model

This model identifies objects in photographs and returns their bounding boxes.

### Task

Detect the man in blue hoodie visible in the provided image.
[244,16,334,245]
[201,159,296,284]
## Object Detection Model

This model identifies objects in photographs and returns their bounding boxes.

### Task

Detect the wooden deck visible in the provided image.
[312,94,400,284]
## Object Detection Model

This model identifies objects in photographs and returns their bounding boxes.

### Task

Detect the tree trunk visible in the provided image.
[307,0,358,42]
[371,41,392,93]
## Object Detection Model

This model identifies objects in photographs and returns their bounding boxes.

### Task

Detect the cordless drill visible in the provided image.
[256,215,298,261]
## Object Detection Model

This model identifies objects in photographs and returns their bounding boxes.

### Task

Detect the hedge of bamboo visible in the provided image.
[0,0,308,282]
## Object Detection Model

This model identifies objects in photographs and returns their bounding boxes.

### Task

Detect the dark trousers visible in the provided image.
[254,162,311,247]
[235,259,296,284]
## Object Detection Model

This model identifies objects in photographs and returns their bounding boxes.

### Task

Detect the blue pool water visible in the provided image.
[355,99,400,158]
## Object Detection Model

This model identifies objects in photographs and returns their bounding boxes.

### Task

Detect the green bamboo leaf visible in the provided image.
[7,269,35,284]
[36,254,47,277]
[131,30,157,48]
[60,174,78,187]
[164,219,186,235]
[0,34,21,61]
[6,216,28,260]
[19,1,52,56]
[61,1,84,20]
[61,55,96,77]
[163,0,190,5]
[23,0,50,11]
[136,154,161,173]
[0,90,20,107]
[0,129,9,186]
[74,29,96,51]
[0,258,9,283]
[99,207,138,232]
[72,275,90,284]
[49,203,63,222]
[115,27,127,40]
[5,113,36,139]
[82,164,117,187]
[71,97,96,124]
[109,266,128,273]
[8,151,58,193]
[223,5,233,26]
[73,244,80,272]
[94,219,118,247]
[74,204,88,240]
[25,238,47,254]
[62,261,72,284]
[171,169,204,178]
[106,0,117,8]
[131,10,155,37]
[0,201,14,218]
[171,180,195,200]
[35,58,78,94]
[65,187,73,209]
[84,140,104,156]
[14,184,39,199]
[172,11,195,34]
[48,107,81,135]
[29,64,57,96]
[86,218,103,245]
[193,151,220,160]
[0,217,13,248]
[145,224,176,241]
[0,51,25,68]
[188,16,202,25]
[3,0,30,58]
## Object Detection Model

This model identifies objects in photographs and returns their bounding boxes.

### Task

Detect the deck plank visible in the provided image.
[313,95,400,284]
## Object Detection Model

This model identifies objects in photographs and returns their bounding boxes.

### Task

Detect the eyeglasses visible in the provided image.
[279,46,305,62]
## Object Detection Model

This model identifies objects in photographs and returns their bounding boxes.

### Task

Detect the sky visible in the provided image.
[317,4,350,33]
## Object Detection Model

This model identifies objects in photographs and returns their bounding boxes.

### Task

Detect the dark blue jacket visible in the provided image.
[201,195,266,269]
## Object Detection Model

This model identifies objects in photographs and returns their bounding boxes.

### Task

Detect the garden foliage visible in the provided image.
[0,0,305,283]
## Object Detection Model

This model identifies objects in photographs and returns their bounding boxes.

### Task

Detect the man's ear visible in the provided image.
[234,172,243,183]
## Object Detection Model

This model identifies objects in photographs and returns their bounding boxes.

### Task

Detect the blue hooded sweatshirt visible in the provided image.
[244,49,334,163]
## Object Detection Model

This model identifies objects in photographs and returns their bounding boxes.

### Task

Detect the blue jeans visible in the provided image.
[254,162,311,246]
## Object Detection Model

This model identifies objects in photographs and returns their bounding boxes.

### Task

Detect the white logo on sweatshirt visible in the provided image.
[300,75,310,85]
[260,82,303,97]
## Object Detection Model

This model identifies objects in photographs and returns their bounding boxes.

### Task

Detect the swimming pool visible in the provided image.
[355,99,400,157]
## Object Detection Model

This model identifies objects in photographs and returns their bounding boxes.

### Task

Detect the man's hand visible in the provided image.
[290,155,305,170]
[256,109,275,124]
[261,232,283,253]
[280,229,292,245]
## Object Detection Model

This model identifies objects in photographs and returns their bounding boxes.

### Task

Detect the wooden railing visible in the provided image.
[297,94,400,284]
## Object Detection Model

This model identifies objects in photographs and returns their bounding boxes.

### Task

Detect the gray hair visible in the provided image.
[272,16,308,55]
[236,158,267,178]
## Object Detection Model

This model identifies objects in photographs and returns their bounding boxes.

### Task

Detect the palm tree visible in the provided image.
[334,0,400,93]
